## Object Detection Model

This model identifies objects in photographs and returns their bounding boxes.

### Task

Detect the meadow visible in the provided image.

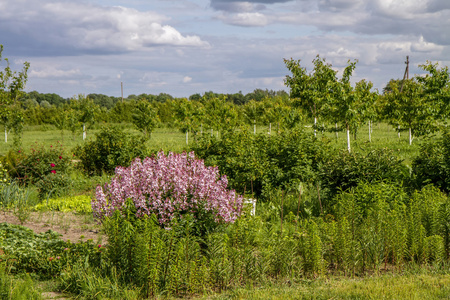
[0,121,449,300]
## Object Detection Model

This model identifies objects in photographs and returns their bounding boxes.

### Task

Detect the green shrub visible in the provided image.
[5,142,73,199]
[74,126,148,176]
[190,128,323,199]
[12,142,72,184]
[412,134,448,192]
[319,149,408,212]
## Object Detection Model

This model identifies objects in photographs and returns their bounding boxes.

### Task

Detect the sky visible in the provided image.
[0,0,449,99]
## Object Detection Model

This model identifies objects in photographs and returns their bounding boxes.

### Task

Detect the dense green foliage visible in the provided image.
[190,128,322,199]
[318,149,409,211]
[74,126,148,175]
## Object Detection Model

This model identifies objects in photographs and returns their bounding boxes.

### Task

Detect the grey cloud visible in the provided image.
[427,0,450,12]
[318,0,363,12]
[210,0,291,11]
[0,0,209,57]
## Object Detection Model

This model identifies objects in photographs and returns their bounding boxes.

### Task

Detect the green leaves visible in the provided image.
[131,99,160,139]
[74,126,147,176]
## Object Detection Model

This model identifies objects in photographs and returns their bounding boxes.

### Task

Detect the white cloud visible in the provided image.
[218,12,270,26]
[183,76,193,83]
[411,36,444,53]
[29,66,82,79]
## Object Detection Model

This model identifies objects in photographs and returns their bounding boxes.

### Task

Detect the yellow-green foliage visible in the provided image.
[33,195,92,213]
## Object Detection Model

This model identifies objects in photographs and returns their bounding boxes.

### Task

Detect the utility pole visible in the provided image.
[400,56,409,92]
[121,82,124,103]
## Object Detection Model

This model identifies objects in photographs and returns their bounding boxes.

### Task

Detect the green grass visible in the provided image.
[311,122,425,165]
[0,124,189,156]
[206,273,450,299]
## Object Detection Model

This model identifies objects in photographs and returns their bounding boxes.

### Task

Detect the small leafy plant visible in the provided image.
[33,195,92,214]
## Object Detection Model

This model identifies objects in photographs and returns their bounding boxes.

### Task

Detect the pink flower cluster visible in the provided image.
[93,151,243,225]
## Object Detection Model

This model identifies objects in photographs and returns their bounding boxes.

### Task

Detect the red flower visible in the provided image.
[59,156,62,159]
[51,170,56,174]
[51,163,56,167]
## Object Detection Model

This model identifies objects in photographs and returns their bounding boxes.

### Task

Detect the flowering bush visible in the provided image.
[10,142,73,199]
[13,142,72,184]
[94,151,243,227]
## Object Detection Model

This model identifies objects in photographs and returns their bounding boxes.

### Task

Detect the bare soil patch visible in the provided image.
[0,210,103,243]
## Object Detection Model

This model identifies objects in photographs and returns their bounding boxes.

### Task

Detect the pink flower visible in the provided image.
[51,163,56,167]
[92,151,243,225]
[51,170,56,174]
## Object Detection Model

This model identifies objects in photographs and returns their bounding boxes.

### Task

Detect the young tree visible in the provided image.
[174,98,204,144]
[203,96,239,135]
[0,45,29,148]
[383,79,434,145]
[132,99,160,139]
[324,60,378,152]
[70,94,100,140]
[416,61,450,122]
[284,55,336,136]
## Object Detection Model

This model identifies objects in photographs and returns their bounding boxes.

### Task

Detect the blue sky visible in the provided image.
[1,0,449,98]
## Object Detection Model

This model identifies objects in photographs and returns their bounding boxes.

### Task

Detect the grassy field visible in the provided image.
[0,125,189,156]
[0,122,427,162]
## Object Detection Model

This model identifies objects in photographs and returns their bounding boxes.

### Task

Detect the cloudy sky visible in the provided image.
[1,0,449,98]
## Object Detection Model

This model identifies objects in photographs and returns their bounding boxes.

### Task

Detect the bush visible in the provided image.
[318,148,409,212]
[5,143,72,199]
[412,134,448,192]
[74,126,148,176]
[190,128,323,199]
[94,151,243,235]
[11,142,72,184]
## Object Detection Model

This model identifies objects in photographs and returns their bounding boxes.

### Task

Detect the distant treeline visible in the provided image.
[21,89,288,109]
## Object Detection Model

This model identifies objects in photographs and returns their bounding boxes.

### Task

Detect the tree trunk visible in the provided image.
[409,127,412,145]
[186,131,189,145]
[347,125,351,153]
[335,123,338,139]
[314,117,317,137]
[83,123,86,140]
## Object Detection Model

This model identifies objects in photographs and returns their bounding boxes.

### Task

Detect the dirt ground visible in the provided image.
[0,210,103,243]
